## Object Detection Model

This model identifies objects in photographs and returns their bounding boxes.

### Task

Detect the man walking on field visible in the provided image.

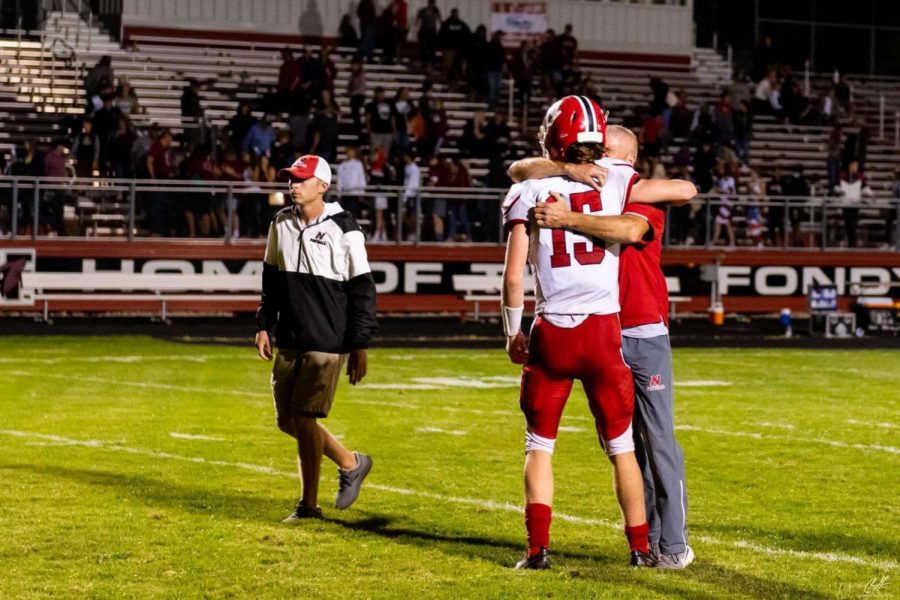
[510,125,696,569]
[256,155,377,520]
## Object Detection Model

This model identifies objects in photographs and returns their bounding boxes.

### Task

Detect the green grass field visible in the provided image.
[0,336,897,599]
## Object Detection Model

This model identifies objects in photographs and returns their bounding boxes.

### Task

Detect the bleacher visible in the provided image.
[0,10,897,244]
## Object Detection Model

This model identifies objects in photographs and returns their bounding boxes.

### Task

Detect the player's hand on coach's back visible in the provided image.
[506,332,529,364]
[347,348,368,385]
[564,162,607,192]
[255,331,273,361]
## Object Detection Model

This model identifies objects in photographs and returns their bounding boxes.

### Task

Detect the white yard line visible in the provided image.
[170,432,226,441]
[415,427,468,436]
[847,419,896,429]
[0,429,894,572]
[677,425,899,455]
[5,371,893,453]
[749,422,796,430]
[0,355,253,365]
[676,381,732,387]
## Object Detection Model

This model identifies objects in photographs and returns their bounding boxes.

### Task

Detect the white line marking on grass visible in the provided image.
[749,422,796,430]
[676,380,732,387]
[677,425,899,455]
[415,427,468,436]
[0,429,895,572]
[558,426,587,433]
[847,419,896,429]
[170,432,225,441]
[359,384,441,390]
[0,355,251,365]
[410,377,517,389]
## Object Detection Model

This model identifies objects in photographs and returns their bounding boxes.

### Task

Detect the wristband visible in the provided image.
[502,305,524,336]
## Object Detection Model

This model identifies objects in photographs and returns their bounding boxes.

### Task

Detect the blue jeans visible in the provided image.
[486,71,503,106]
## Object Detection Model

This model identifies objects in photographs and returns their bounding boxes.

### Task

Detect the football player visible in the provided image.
[501,96,653,569]
[509,125,696,569]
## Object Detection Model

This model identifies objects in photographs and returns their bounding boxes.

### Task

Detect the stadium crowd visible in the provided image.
[0,5,896,247]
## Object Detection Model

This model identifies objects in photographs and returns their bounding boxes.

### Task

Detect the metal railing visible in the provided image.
[0,176,898,250]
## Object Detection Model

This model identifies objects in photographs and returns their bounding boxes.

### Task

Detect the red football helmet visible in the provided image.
[539,95,607,157]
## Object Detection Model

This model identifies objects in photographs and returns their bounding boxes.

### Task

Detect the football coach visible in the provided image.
[255,155,378,520]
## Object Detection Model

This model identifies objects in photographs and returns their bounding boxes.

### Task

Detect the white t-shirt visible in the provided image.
[404,162,421,197]
[336,159,367,193]
[502,158,638,321]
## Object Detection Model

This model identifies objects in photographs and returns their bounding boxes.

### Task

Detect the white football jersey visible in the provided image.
[502,158,639,317]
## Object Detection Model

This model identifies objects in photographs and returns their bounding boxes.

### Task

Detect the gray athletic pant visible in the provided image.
[621,333,689,554]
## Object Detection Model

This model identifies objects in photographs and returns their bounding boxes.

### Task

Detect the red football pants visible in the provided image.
[519,314,635,449]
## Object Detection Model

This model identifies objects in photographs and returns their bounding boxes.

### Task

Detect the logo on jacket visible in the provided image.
[647,374,666,391]
[311,231,328,245]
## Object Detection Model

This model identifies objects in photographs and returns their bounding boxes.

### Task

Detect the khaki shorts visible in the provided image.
[271,350,347,420]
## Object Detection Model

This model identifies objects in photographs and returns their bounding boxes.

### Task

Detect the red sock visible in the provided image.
[525,503,552,556]
[625,522,649,554]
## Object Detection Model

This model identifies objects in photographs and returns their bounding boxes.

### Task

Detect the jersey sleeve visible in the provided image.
[622,202,661,246]
[603,162,639,212]
[502,182,532,228]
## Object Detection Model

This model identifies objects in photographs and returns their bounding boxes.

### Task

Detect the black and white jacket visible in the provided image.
[256,202,377,353]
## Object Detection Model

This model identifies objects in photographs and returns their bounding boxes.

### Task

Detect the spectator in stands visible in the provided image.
[271,129,297,170]
[484,30,507,106]
[338,12,358,48]
[766,165,786,246]
[357,0,377,63]
[369,148,394,241]
[466,25,489,102]
[837,160,873,248]
[71,118,100,178]
[243,114,276,158]
[217,145,244,238]
[639,112,665,158]
[668,90,693,139]
[733,99,753,164]
[509,40,534,110]
[438,8,470,90]
[92,94,120,172]
[321,47,337,98]
[538,29,562,97]
[781,164,810,247]
[890,169,900,248]
[650,77,670,116]
[43,139,69,234]
[346,59,368,137]
[826,126,843,193]
[843,126,870,173]
[181,143,220,238]
[446,157,472,242]
[181,78,205,152]
[228,102,256,152]
[145,130,174,236]
[337,146,367,217]
[728,70,752,112]
[711,162,737,247]
[751,35,776,82]
[301,49,326,103]
[424,98,449,157]
[366,87,395,155]
[426,154,452,241]
[114,77,139,117]
[242,152,277,238]
[85,55,114,102]
[745,168,766,248]
[415,0,441,68]
[392,88,412,159]
[308,90,340,163]
[288,91,313,154]
[131,123,158,178]
[277,49,302,112]
[558,58,583,98]
[714,90,735,148]
[834,75,852,116]
[460,109,489,159]
[753,70,777,116]
[107,116,136,178]
[556,24,578,65]
[484,110,511,157]
[380,0,407,66]
[402,151,421,240]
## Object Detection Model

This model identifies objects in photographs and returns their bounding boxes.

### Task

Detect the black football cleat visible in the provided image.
[515,548,550,570]
[630,550,656,567]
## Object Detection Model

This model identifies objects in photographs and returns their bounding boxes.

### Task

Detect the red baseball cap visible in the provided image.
[278,155,332,185]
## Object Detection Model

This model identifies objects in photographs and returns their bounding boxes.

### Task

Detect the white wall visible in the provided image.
[122,0,694,56]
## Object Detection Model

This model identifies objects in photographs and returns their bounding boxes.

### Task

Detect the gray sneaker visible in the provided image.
[654,545,695,569]
[335,452,372,509]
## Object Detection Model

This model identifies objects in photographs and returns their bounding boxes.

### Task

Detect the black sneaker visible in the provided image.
[514,548,550,570]
[335,452,373,509]
[283,499,324,522]
[630,550,656,567]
